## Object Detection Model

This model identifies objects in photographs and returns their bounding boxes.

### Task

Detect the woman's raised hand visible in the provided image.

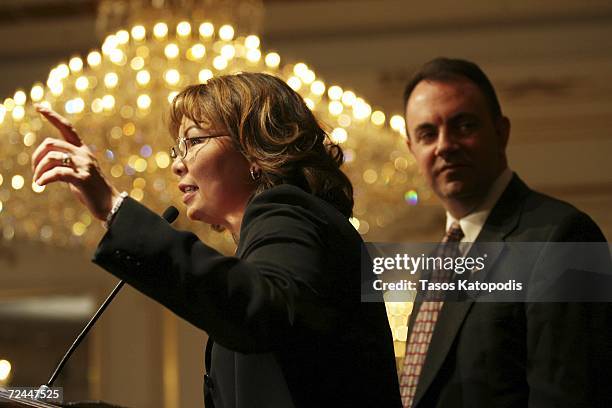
[31,105,120,221]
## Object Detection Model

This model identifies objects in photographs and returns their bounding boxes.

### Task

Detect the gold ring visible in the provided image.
[61,152,72,167]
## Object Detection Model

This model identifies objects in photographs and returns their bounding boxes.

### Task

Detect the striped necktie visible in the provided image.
[399,222,464,407]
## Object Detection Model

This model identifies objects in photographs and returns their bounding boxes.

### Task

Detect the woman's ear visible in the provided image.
[249,164,262,181]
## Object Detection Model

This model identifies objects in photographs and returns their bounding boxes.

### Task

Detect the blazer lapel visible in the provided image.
[412,174,530,407]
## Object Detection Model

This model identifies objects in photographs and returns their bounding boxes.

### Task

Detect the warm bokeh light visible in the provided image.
[131,25,146,41]
[0,360,11,381]
[218,24,235,41]
[164,43,180,59]
[69,56,83,72]
[14,90,27,105]
[176,21,192,37]
[264,52,280,68]
[137,94,152,109]
[328,85,343,100]
[104,72,119,88]
[371,110,386,126]
[75,76,89,91]
[245,35,260,49]
[198,69,213,83]
[153,22,168,39]
[12,175,25,190]
[136,70,151,86]
[87,51,102,67]
[199,22,214,38]
[30,83,44,101]
[164,69,180,85]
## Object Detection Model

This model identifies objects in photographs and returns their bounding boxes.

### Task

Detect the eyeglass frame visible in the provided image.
[170,133,228,160]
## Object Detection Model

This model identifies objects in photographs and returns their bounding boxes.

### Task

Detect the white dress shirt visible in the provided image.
[445,168,513,255]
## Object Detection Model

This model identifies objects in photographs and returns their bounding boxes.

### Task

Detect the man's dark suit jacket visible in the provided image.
[408,174,612,408]
[93,184,402,408]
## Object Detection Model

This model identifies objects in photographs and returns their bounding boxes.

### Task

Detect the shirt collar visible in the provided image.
[446,168,513,243]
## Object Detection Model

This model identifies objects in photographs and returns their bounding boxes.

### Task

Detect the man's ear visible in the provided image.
[495,116,511,150]
[405,133,413,154]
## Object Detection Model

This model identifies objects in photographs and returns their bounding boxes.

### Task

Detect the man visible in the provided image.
[399,57,611,408]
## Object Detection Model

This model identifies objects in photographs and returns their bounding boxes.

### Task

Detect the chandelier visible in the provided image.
[0,0,425,359]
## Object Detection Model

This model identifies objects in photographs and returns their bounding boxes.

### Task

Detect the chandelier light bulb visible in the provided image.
[12,175,25,190]
[30,84,44,101]
[75,76,89,91]
[190,44,206,59]
[129,57,144,70]
[328,85,343,101]
[137,94,152,109]
[218,25,235,41]
[56,64,70,79]
[310,80,325,96]
[109,49,126,65]
[102,94,115,110]
[293,63,308,77]
[13,91,26,106]
[167,91,179,104]
[115,30,130,44]
[390,115,406,132]
[199,22,214,38]
[177,21,192,37]
[87,51,102,67]
[342,91,357,106]
[49,82,64,96]
[302,70,315,84]
[371,111,386,126]
[264,52,280,68]
[69,57,83,73]
[245,35,260,49]
[104,72,119,88]
[102,35,118,54]
[136,70,151,86]
[212,56,228,71]
[164,43,180,59]
[328,100,343,116]
[331,127,348,144]
[246,49,261,63]
[131,25,146,41]
[287,76,302,91]
[164,69,180,85]
[153,22,168,39]
[12,106,25,121]
[198,69,213,83]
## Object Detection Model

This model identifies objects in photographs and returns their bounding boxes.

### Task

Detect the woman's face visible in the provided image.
[171,117,255,228]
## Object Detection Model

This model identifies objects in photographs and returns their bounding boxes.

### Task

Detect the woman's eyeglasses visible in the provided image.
[170,134,227,159]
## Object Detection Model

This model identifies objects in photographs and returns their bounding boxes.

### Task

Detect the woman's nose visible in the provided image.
[171,155,186,177]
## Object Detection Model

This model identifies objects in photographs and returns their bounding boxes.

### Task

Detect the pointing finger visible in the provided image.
[35,104,83,147]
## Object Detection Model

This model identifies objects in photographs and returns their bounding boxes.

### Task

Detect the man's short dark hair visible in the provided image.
[403,57,502,119]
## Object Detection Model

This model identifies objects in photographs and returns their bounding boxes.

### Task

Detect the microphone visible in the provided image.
[162,205,179,224]
[42,206,179,390]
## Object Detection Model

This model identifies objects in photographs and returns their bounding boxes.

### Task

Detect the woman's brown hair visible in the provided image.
[169,72,354,217]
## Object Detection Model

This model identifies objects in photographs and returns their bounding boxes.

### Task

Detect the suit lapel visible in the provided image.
[412,174,530,407]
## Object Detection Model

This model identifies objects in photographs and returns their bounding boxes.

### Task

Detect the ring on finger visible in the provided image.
[61,152,73,167]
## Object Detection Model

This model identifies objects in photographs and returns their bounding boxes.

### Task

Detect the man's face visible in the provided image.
[405,78,509,205]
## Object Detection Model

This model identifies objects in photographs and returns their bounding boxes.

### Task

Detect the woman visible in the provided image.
[31,72,401,408]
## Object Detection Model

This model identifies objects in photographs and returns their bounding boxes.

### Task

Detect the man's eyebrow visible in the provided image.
[448,112,478,122]
[414,122,437,133]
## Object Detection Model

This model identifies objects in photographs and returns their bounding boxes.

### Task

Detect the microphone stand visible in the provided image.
[39,206,179,397]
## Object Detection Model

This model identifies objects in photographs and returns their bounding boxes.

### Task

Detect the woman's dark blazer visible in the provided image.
[93,184,402,408]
